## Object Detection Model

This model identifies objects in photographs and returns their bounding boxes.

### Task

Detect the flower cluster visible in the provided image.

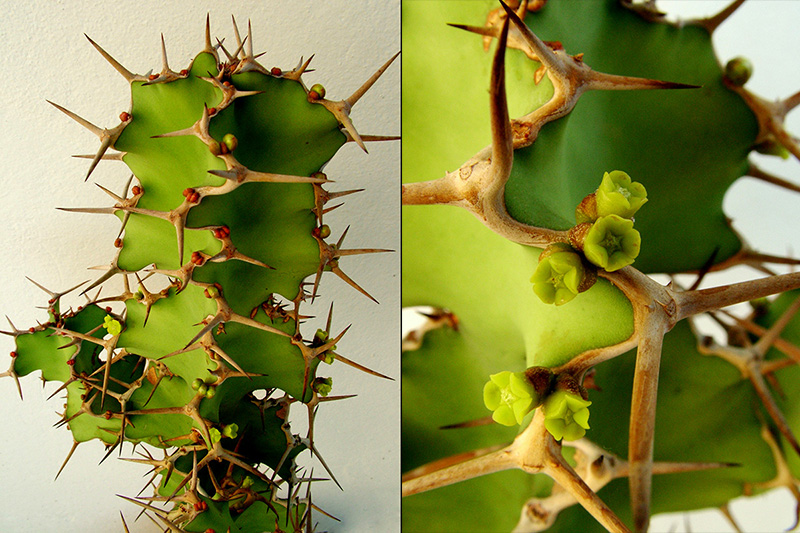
[482,369,591,441]
[571,170,646,272]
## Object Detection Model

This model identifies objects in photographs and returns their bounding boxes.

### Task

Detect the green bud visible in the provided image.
[205,386,216,399]
[314,328,329,344]
[582,215,641,271]
[725,56,753,87]
[197,383,208,396]
[483,371,538,426]
[241,476,254,489]
[319,224,331,239]
[208,140,222,156]
[222,133,238,152]
[542,390,591,441]
[222,423,238,439]
[531,244,591,306]
[595,171,647,219]
[209,427,222,445]
[309,83,326,99]
[749,297,770,318]
[321,352,335,365]
[191,378,204,391]
[313,377,333,397]
[103,315,122,336]
[754,139,790,160]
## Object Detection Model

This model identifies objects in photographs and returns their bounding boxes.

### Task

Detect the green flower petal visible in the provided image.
[544,418,567,441]
[572,407,590,428]
[483,381,502,410]
[561,422,587,441]
[512,397,534,424]
[492,405,517,427]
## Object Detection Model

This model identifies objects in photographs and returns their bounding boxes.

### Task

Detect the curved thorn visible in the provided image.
[499,2,562,77]
[490,16,513,182]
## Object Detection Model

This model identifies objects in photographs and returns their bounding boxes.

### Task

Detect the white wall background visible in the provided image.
[0,1,399,532]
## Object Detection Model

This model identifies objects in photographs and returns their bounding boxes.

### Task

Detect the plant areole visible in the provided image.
[403,1,800,532]
[2,17,397,533]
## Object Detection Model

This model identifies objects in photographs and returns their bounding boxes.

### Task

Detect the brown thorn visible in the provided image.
[331,352,392,380]
[334,247,393,258]
[749,368,800,457]
[47,100,102,136]
[344,133,400,144]
[72,151,125,161]
[330,264,379,304]
[325,302,334,334]
[208,343,249,377]
[84,34,136,82]
[439,416,495,430]
[753,293,800,356]
[693,0,747,34]
[490,15,513,182]
[203,14,214,55]
[56,206,117,215]
[345,52,400,108]
[231,15,243,57]
[747,162,800,195]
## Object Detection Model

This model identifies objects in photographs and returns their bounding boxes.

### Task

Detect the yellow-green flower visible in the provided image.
[543,390,591,441]
[531,246,586,306]
[102,315,122,336]
[483,371,538,426]
[596,171,647,219]
[313,377,333,397]
[583,215,641,271]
